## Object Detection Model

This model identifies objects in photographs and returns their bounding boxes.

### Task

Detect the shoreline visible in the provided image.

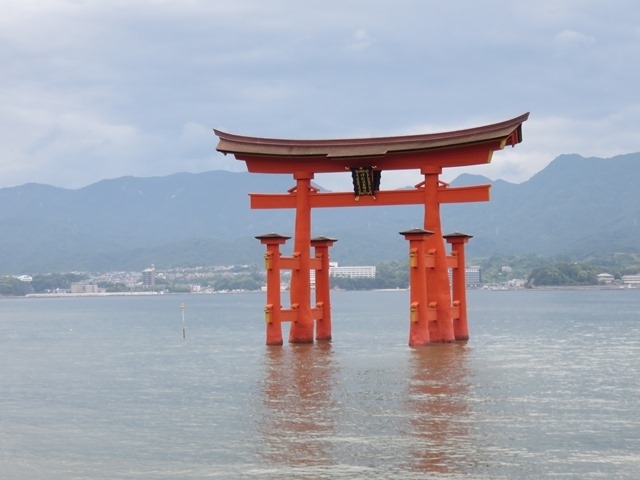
[23,291,162,298]
[2,284,637,300]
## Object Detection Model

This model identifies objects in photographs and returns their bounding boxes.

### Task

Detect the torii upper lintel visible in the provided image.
[214,112,529,174]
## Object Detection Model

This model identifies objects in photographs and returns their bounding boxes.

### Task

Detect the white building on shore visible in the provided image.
[621,274,640,286]
[329,262,376,278]
[70,283,106,294]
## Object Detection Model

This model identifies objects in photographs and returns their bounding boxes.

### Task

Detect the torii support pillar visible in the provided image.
[400,229,434,347]
[311,236,337,342]
[256,233,291,346]
[444,232,473,341]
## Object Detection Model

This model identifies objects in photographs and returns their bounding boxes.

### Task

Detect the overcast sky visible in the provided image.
[1,0,639,191]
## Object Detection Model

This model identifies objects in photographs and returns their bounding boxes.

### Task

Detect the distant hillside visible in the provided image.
[0,152,638,274]
[442,153,640,257]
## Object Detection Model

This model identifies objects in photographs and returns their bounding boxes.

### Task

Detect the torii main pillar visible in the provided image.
[289,172,315,343]
[215,113,528,345]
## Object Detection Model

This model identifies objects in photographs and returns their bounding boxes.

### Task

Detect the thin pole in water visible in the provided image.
[181,303,186,340]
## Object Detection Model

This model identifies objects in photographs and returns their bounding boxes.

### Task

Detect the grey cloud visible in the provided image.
[0,0,639,188]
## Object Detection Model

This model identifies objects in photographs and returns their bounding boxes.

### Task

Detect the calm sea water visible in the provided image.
[1,289,639,479]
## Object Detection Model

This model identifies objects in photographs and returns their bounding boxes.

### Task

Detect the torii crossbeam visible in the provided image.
[215,113,529,346]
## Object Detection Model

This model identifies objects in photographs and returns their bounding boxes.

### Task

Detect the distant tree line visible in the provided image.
[475,252,640,287]
[527,262,599,286]
[3,252,640,296]
[0,276,33,296]
[0,273,88,296]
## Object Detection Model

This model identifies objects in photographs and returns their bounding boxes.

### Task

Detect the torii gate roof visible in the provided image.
[214,112,529,173]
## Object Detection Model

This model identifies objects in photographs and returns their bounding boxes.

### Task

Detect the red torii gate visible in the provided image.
[215,113,529,346]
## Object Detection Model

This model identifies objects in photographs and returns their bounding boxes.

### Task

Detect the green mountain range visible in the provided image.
[1,152,638,274]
